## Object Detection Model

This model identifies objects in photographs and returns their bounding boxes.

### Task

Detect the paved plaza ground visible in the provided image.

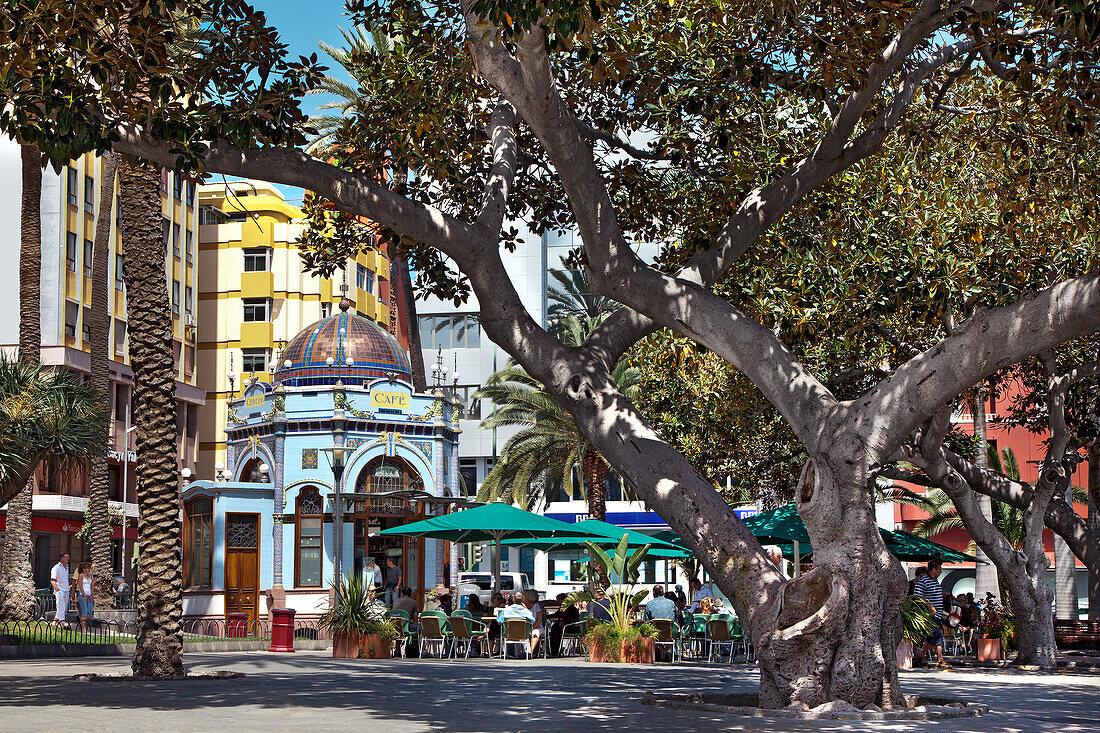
[1,651,1096,732]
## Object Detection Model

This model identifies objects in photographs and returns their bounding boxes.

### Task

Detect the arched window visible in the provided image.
[238,457,269,483]
[295,488,324,587]
[355,459,423,515]
[184,496,213,588]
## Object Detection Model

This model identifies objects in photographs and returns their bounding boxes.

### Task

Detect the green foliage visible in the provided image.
[900,594,937,645]
[563,537,651,634]
[0,0,323,170]
[0,358,106,492]
[976,593,1017,648]
[319,572,399,637]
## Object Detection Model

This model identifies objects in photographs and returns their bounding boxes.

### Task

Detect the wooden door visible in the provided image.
[224,513,259,624]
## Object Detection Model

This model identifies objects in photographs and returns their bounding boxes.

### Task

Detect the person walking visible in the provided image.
[50,553,71,625]
[75,562,94,633]
[914,558,951,669]
[383,557,402,607]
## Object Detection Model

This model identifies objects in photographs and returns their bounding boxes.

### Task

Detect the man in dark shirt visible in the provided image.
[384,557,402,607]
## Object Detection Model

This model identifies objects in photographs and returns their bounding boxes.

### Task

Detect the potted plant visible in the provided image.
[564,537,655,664]
[320,572,399,659]
[975,593,1009,662]
[897,594,936,670]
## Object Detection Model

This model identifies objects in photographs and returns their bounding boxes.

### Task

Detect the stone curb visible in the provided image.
[641,692,988,720]
[0,639,331,659]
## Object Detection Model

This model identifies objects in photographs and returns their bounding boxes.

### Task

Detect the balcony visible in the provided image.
[240,270,275,298]
[241,221,274,248]
[240,320,273,346]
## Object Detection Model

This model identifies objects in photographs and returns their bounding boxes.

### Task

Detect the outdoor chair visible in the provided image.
[941,624,960,656]
[650,619,681,663]
[502,619,533,659]
[559,620,586,657]
[728,617,750,661]
[707,618,738,664]
[449,615,489,659]
[418,612,452,659]
[385,610,412,658]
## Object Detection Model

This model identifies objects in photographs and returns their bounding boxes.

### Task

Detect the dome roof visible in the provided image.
[279,304,411,387]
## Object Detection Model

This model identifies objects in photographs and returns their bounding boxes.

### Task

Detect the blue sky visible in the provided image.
[245,0,356,202]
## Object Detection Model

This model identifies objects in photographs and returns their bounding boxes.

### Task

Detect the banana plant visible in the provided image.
[563,536,652,634]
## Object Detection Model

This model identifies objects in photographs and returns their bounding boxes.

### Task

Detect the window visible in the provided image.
[172,223,180,258]
[83,239,94,278]
[115,384,128,421]
[185,285,193,315]
[547,550,588,584]
[160,169,168,192]
[198,206,225,225]
[114,319,126,355]
[186,181,196,206]
[67,167,78,205]
[243,247,269,272]
[184,497,213,588]
[115,253,125,291]
[242,298,270,322]
[356,264,366,290]
[459,460,478,497]
[295,489,323,587]
[161,217,170,248]
[241,348,269,373]
[173,173,183,200]
[186,403,197,438]
[84,175,95,213]
[453,386,482,420]
[185,230,193,264]
[64,301,78,338]
[66,232,78,271]
[172,280,180,316]
[81,308,92,342]
[355,459,422,515]
[419,315,480,349]
[115,194,121,228]
[320,302,332,319]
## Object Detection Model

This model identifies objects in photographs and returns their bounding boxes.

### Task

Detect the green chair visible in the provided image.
[385,609,412,658]
[502,619,533,659]
[707,617,737,664]
[449,615,489,659]
[418,611,452,658]
[650,618,681,663]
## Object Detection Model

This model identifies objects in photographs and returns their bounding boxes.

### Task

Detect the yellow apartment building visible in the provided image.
[195,180,391,479]
[0,138,203,587]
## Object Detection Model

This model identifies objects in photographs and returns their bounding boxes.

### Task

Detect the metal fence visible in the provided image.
[34,588,136,619]
[0,618,136,646]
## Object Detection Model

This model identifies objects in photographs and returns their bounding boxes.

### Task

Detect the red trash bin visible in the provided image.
[227,612,249,639]
[269,608,296,653]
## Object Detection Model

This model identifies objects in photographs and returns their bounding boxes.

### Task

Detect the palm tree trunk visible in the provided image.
[88,153,118,608]
[0,144,43,622]
[582,448,607,522]
[119,158,184,677]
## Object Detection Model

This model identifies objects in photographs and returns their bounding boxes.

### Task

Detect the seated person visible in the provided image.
[688,578,715,612]
[464,594,485,618]
[642,585,678,622]
[496,592,535,624]
[523,590,544,654]
[588,591,613,623]
[392,586,419,623]
[549,593,580,656]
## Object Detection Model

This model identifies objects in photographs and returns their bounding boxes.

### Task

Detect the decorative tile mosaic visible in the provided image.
[301,448,318,470]
[410,440,433,464]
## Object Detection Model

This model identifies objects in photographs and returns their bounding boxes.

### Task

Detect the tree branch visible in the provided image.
[476,101,519,237]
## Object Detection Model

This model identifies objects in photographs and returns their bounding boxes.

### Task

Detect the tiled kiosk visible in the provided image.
[181,302,461,624]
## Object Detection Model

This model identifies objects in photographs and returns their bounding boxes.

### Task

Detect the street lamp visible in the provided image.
[318,446,354,584]
[214,462,225,481]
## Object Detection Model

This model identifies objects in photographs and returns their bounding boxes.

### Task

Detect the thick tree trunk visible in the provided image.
[582,448,606,521]
[757,458,907,710]
[1088,442,1099,621]
[972,390,999,602]
[119,159,185,677]
[89,153,119,608]
[0,144,44,622]
[1054,475,1079,620]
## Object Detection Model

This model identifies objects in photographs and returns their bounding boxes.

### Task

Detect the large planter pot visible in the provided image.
[587,635,654,663]
[896,639,914,670]
[333,631,362,659]
[976,636,1002,662]
[360,633,392,659]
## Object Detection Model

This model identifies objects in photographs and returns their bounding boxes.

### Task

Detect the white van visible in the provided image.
[458,572,533,605]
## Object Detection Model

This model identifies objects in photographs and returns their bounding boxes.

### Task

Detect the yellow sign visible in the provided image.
[245,395,265,408]
[371,391,409,410]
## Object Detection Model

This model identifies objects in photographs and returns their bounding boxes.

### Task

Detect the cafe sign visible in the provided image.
[371,391,409,410]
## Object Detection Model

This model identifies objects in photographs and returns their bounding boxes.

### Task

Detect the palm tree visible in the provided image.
[87,153,119,607]
[308,27,427,391]
[0,144,43,621]
[546,268,619,333]
[117,158,185,677]
[476,315,640,520]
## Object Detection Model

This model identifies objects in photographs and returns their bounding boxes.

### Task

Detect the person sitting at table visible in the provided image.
[549,593,579,656]
[643,585,678,622]
[588,587,613,623]
[688,578,714,612]
[392,586,419,623]
[496,592,535,624]
[523,590,544,654]
[465,594,485,617]
[490,592,506,610]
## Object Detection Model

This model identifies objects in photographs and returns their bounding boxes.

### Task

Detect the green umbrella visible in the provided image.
[502,519,692,558]
[374,502,591,592]
[881,529,978,563]
[741,503,811,544]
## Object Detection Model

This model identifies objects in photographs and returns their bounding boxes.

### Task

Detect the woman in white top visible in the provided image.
[76,562,94,632]
[523,589,544,655]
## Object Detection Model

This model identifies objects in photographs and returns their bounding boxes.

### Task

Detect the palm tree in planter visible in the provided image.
[562,537,654,663]
[320,572,399,659]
